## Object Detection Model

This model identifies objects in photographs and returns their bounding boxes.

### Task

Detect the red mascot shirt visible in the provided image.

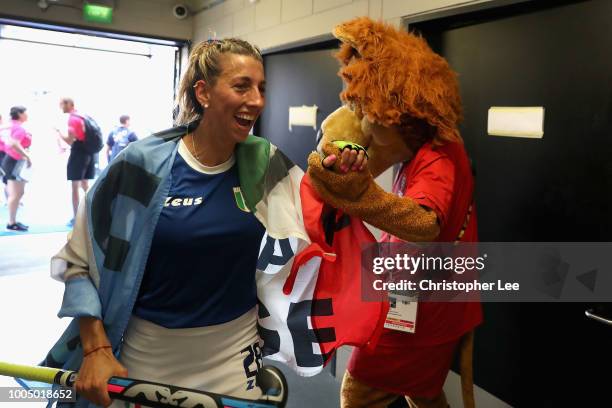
[348,141,483,395]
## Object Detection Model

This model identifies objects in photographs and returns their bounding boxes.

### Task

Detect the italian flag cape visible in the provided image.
[248,144,389,375]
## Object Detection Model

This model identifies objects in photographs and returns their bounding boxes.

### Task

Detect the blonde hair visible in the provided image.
[174,38,263,125]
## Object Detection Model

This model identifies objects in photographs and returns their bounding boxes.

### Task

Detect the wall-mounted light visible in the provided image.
[289,105,318,131]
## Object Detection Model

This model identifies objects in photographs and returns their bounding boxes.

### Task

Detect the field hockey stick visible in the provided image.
[0,361,288,407]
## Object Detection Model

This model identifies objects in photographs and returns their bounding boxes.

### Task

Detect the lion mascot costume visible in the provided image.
[307,17,483,408]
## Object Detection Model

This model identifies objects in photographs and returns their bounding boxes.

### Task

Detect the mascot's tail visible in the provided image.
[459,330,475,408]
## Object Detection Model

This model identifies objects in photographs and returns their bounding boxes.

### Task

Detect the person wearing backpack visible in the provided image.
[105,114,138,163]
[56,97,102,226]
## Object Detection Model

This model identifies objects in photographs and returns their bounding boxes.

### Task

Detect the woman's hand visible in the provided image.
[322,147,368,172]
[76,347,127,407]
[8,139,32,167]
[77,317,126,407]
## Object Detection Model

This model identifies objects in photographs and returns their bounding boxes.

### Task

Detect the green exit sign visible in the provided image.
[83,3,113,24]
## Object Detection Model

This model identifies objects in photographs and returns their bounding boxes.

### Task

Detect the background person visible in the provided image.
[105,114,137,163]
[0,113,4,163]
[55,97,95,226]
[1,106,32,231]
[0,113,6,205]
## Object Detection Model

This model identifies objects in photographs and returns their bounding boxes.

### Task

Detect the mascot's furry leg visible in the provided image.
[339,337,474,408]
[341,371,450,408]
[341,371,401,408]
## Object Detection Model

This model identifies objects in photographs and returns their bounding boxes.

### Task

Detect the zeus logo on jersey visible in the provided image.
[164,196,204,207]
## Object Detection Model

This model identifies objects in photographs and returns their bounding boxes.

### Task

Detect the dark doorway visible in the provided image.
[257,40,341,170]
[257,41,345,407]
[412,0,612,406]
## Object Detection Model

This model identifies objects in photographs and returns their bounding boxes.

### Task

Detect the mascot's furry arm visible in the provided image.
[306,104,442,243]
[307,137,439,243]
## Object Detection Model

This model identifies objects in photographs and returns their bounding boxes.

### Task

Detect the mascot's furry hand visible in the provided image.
[307,107,439,243]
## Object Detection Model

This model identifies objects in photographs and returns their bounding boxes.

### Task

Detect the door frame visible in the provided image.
[0,15,188,109]
[0,15,186,46]
[260,33,336,56]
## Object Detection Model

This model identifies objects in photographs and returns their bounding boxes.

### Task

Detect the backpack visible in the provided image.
[72,113,103,154]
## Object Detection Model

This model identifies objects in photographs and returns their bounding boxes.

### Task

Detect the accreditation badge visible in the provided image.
[384,291,418,333]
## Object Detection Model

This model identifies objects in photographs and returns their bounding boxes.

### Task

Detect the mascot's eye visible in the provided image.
[349,47,361,61]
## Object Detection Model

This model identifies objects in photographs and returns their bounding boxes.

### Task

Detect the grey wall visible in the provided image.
[191,0,495,50]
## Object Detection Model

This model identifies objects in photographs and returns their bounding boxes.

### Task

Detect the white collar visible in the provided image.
[178,139,235,174]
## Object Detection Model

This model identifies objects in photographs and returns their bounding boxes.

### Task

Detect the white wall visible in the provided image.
[0,0,192,40]
[192,0,494,50]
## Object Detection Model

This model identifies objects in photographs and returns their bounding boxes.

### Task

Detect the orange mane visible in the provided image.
[333,17,463,145]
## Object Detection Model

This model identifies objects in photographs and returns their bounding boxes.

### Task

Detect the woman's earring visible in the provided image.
[204,104,209,108]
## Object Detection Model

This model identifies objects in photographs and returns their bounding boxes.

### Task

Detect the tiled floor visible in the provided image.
[0,231,515,408]
[0,232,70,407]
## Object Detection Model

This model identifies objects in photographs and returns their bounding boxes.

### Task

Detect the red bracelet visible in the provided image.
[83,345,112,358]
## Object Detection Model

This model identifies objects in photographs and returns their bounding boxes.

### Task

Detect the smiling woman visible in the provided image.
[44,38,286,408]
[176,39,266,166]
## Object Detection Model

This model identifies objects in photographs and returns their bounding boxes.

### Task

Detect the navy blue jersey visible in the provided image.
[107,126,137,161]
[133,141,265,328]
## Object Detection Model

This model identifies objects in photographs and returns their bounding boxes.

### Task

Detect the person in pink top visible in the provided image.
[0,113,4,154]
[55,97,95,226]
[1,106,32,231]
[0,113,5,171]
[0,114,6,205]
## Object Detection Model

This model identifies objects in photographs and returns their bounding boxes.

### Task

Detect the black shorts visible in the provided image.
[0,151,5,180]
[1,154,26,183]
[67,148,95,181]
